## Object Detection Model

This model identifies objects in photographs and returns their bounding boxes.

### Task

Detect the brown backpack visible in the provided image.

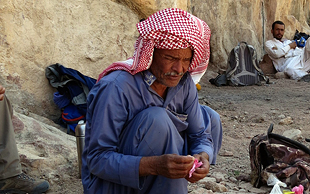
[249,124,310,192]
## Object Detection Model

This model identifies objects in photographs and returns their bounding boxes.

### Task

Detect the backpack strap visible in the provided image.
[267,123,310,155]
[244,43,270,85]
[226,42,244,85]
[251,59,270,84]
[226,43,241,82]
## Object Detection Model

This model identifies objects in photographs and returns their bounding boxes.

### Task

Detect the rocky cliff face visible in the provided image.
[0,0,309,117]
[0,0,139,119]
[191,0,310,70]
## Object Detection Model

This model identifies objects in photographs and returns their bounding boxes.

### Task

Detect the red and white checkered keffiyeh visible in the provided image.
[97,8,211,84]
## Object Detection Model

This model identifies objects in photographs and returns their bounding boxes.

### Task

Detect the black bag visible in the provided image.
[293,30,310,41]
[293,30,309,47]
[249,124,310,192]
[209,74,227,87]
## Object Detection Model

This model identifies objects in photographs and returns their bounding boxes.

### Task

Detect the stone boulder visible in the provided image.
[12,108,83,193]
[259,54,277,75]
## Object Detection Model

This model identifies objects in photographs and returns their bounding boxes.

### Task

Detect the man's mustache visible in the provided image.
[164,72,184,76]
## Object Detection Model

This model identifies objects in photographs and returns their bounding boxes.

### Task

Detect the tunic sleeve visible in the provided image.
[265,40,291,59]
[84,79,142,189]
[183,78,214,162]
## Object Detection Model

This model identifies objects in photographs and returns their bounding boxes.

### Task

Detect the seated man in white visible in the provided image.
[265,20,310,80]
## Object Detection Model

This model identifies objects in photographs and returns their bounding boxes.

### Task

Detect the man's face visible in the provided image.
[272,24,285,40]
[150,47,193,88]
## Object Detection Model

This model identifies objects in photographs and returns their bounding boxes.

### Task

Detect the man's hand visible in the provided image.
[139,154,195,179]
[289,41,297,49]
[186,152,210,183]
[0,84,5,101]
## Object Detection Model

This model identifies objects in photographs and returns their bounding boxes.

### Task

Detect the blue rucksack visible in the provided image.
[45,63,96,133]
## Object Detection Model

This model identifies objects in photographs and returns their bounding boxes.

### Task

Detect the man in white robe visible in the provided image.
[265,20,310,80]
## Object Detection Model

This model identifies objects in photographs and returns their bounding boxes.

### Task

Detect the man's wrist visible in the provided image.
[139,156,159,176]
[198,152,209,161]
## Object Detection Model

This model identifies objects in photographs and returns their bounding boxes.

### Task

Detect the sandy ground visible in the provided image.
[196,70,310,193]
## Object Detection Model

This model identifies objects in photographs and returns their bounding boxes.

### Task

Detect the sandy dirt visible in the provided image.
[196,70,310,193]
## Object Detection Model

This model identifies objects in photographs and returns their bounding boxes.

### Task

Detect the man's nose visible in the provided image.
[172,60,184,73]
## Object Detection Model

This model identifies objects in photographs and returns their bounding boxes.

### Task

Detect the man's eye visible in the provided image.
[165,56,176,61]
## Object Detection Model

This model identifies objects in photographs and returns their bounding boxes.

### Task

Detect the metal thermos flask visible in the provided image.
[75,121,86,178]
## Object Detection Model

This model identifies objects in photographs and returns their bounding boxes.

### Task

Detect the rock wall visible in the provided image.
[0,0,310,118]
[191,0,310,70]
[0,0,139,119]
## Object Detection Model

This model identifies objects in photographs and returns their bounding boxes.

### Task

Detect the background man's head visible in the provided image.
[271,21,285,40]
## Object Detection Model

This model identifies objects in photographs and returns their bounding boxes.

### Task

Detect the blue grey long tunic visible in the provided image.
[82,70,214,194]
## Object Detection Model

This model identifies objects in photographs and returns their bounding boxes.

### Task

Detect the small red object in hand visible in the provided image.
[189,158,203,178]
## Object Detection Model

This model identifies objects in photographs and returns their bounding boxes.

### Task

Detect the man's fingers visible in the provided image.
[0,86,5,94]
[156,154,195,179]
[0,86,5,101]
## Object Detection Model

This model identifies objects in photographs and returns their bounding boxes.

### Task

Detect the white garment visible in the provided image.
[265,38,310,79]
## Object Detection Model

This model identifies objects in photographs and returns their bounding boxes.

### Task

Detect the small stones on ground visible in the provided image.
[278,114,286,119]
[210,172,225,183]
[203,180,229,192]
[229,176,238,183]
[279,116,293,125]
[219,150,234,157]
[282,129,302,140]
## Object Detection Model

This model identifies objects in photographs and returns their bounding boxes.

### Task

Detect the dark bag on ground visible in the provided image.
[249,123,310,192]
[45,63,96,133]
[209,74,227,87]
